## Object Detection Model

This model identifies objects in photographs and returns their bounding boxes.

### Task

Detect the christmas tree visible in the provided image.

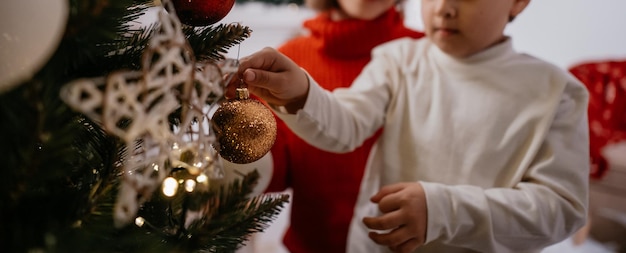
[0,0,288,252]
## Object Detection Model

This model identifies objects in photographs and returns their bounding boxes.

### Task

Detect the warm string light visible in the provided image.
[162,140,216,197]
[152,163,159,172]
[184,179,196,192]
[135,217,146,227]
[162,177,178,197]
[133,216,167,236]
[196,173,208,183]
[161,173,211,197]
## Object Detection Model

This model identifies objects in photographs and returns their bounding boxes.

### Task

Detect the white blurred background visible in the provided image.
[221,0,626,70]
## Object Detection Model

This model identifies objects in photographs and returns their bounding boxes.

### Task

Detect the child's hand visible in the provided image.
[363,182,428,253]
[235,47,310,112]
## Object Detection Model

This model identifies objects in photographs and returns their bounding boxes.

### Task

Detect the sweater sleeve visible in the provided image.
[421,80,590,252]
[275,64,390,153]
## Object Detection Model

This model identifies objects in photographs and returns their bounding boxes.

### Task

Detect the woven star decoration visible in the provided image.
[61,1,238,228]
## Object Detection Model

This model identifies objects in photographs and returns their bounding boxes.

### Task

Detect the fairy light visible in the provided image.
[196,173,208,184]
[162,177,178,197]
[135,217,146,227]
[184,179,196,192]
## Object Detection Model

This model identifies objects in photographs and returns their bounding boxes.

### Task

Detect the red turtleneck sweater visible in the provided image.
[266,9,423,253]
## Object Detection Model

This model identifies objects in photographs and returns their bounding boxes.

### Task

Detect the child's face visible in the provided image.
[421,0,529,58]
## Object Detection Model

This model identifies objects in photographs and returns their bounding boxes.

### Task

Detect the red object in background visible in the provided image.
[570,60,626,179]
[170,0,235,26]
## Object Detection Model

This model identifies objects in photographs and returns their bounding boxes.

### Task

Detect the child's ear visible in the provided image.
[510,0,530,19]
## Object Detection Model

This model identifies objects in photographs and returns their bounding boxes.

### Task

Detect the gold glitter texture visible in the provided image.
[212,88,277,164]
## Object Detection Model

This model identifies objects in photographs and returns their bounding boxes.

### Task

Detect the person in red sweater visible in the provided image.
[265,0,423,252]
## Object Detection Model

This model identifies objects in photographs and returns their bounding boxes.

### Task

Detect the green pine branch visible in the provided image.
[185,24,252,62]
[1,1,286,252]
[186,170,290,253]
[1,1,152,251]
[53,169,289,253]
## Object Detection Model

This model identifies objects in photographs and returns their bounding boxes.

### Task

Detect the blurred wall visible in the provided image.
[224,0,626,69]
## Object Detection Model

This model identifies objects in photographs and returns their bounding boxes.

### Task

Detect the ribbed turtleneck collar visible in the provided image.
[303,8,409,58]
[431,37,516,66]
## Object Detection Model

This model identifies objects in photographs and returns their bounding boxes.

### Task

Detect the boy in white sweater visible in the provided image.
[232,0,590,252]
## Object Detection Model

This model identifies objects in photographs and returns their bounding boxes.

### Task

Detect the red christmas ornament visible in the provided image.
[170,0,236,26]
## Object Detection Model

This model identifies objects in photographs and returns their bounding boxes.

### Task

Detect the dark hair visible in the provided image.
[305,0,339,11]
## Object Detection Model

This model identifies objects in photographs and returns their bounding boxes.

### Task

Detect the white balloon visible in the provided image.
[0,0,68,93]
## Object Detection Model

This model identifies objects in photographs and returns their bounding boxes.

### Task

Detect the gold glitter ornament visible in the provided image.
[212,87,277,164]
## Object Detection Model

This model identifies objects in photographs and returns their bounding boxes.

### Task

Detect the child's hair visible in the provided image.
[304,0,339,11]
[305,0,404,12]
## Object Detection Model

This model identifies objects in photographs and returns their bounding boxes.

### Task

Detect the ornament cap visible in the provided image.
[235,87,250,100]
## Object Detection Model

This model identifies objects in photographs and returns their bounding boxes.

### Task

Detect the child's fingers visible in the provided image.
[370,182,409,203]
[237,47,309,105]
[238,47,298,80]
[238,47,285,73]
[247,86,283,106]
[367,225,420,251]
[241,68,276,90]
[362,209,404,231]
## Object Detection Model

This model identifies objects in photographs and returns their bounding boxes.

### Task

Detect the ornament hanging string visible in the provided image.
[236,43,249,98]
[235,40,247,91]
[236,42,242,88]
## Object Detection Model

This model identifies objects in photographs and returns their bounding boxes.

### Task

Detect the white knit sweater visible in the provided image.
[276,37,590,253]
